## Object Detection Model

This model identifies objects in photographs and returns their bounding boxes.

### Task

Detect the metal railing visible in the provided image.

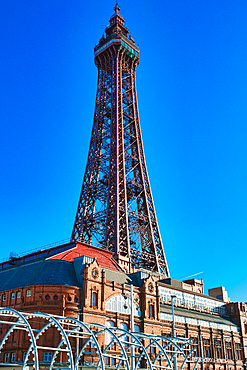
[0,238,109,265]
[0,238,72,264]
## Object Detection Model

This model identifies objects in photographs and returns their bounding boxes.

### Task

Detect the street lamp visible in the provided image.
[123,284,134,370]
[171,295,176,338]
[171,294,177,370]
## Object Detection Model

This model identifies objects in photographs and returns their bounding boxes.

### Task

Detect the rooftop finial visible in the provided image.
[114,2,120,14]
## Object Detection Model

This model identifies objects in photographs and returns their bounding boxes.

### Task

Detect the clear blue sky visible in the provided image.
[1,0,247,302]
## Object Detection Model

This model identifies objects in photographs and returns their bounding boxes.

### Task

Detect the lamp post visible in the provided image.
[123,284,134,370]
[171,295,176,338]
[130,284,134,370]
[171,294,177,370]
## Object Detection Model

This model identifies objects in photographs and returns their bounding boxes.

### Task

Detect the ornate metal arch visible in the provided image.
[0,309,198,370]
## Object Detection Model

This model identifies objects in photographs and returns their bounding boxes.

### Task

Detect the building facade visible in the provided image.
[0,242,246,370]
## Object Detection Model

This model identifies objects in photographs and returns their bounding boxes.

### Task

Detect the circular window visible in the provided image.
[53,295,58,301]
[45,295,50,300]
[92,268,99,278]
[74,296,78,303]
[67,296,72,302]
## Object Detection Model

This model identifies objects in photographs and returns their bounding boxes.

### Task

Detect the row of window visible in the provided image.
[1,290,32,302]
[159,287,227,315]
[160,312,238,332]
[145,337,242,362]
[0,291,78,303]
[2,339,242,363]
[105,320,140,345]
[3,352,52,363]
[191,338,242,360]
[4,352,16,363]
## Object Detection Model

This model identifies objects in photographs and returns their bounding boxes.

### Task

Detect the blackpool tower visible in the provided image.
[71,4,169,276]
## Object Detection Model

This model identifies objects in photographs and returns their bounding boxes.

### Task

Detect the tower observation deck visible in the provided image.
[71,4,169,275]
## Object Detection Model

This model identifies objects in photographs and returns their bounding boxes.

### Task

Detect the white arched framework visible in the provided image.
[105,294,142,316]
[0,308,199,370]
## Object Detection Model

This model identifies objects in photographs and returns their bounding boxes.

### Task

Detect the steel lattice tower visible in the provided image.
[71,5,169,275]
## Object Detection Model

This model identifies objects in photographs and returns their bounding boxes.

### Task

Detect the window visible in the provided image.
[214,340,222,359]
[92,291,98,307]
[11,353,16,363]
[150,343,156,354]
[105,320,114,345]
[105,294,141,317]
[149,303,155,318]
[26,290,31,297]
[91,331,97,349]
[23,352,27,362]
[235,343,242,360]
[231,306,234,313]
[245,324,247,335]
[119,322,128,344]
[4,353,9,362]
[134,324,140,333]
[105,356,115,366]
[203,339,211,358]
[17,292,21,298]
[11,293,15,300]
[2,294,6,302]
[225,342,232,360]
[110,357,115,365]
[44,352,52,362]
[191,338,199,357]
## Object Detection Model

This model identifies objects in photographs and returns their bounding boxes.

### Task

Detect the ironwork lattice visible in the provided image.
[71,5,169,275]
[0,308,200,370]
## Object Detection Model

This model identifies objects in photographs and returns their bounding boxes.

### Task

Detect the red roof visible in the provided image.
[47,242,122,271]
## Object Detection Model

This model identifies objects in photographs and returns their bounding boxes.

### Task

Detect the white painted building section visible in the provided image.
[159,286,227,315]
[160,312,239,333]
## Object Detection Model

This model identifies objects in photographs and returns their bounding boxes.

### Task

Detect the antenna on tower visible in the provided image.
[114,1,120,13]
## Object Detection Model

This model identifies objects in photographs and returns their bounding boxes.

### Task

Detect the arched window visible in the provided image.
[119,322,128,344]
[92,291,98,307]
[105,320,115,345]
[149,303,155,318]
[105,294,141,316]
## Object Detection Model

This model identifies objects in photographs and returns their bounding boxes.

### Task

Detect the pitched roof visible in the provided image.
[0,259,80,292]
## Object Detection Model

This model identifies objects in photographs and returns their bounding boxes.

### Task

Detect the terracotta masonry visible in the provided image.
[0,243,247,369]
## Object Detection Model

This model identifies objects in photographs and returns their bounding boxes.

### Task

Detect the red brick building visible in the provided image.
[0,241,246,370]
